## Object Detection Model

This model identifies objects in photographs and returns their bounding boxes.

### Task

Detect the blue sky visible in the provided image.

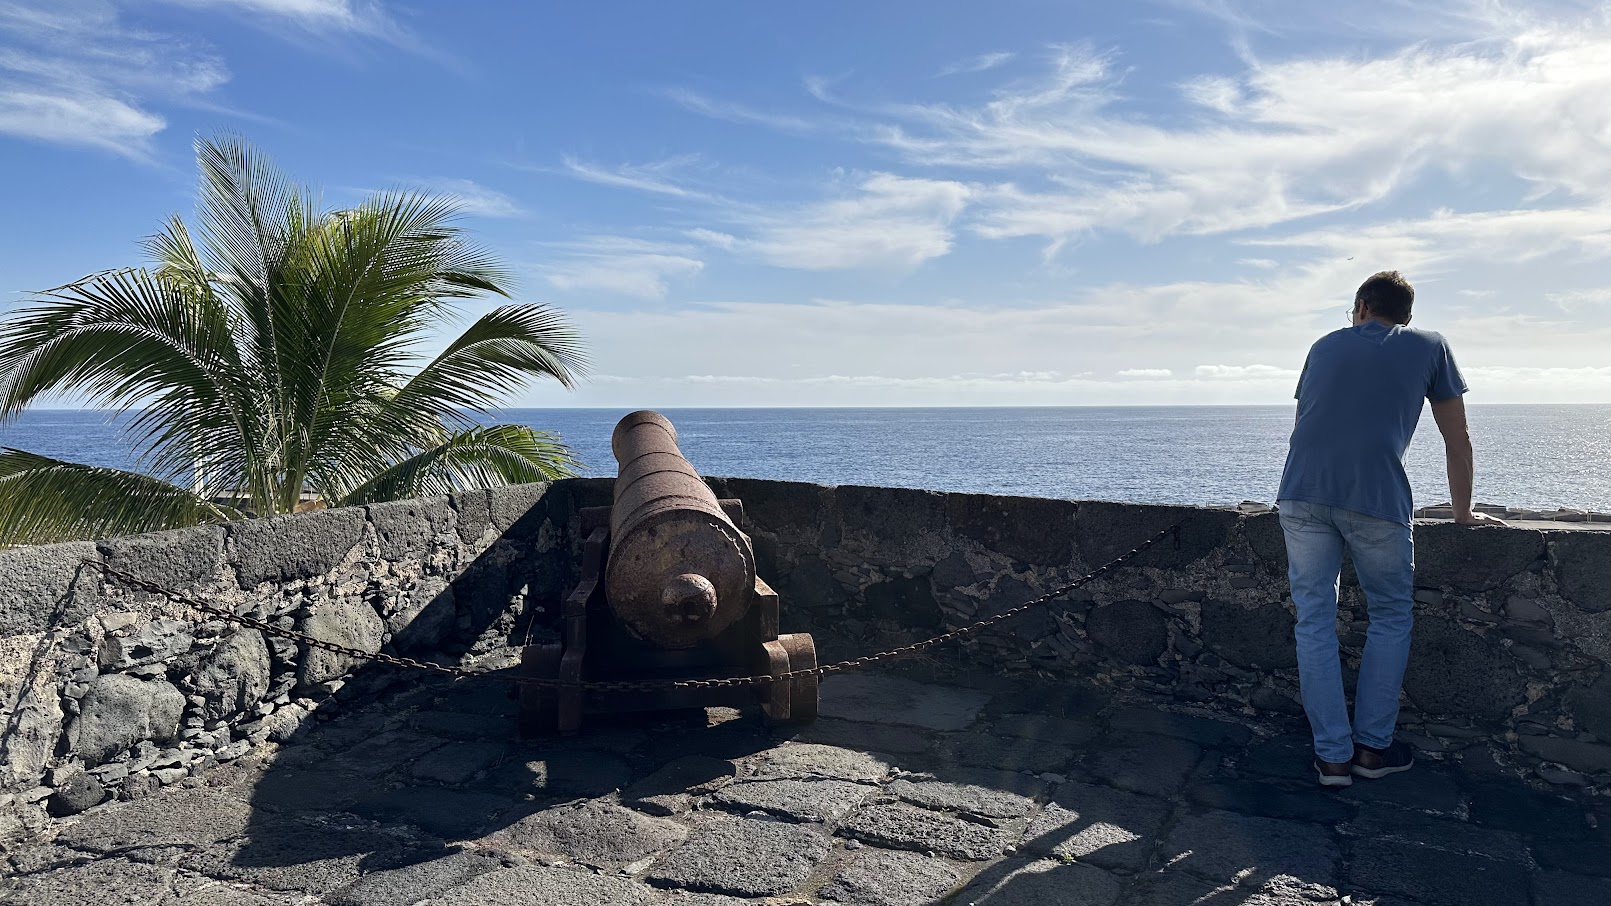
[3,0,1610,407]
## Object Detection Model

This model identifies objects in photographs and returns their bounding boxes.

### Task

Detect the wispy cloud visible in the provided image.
[1117,368,1174,378]
[539,236,704,300]
[0,1,228,158]
[561,155,721,202]
[937,51,1015,77]
[739,173,973,271]
[156,0,413,45]
[1194,364,1299,379]
[421,178,523,218]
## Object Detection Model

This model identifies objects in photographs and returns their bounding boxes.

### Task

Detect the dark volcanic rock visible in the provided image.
[189,628,271,722]
[953,859,1125,906]
[712,778,873,823]
[1023,781,1171,871]
[818,848,963,905]
[428,863,658,906]
[1413,522,1544,592]
[98,524,225,591]
[69,674,184,765]
[946,493,1078,566]
[489,800,686,868]
[297,597,386,687]
[1163,809,1340,888]
[1075,502,1235,569]
[326,850,517,906]
[1243,511,1288,575]
[838,802,1016,861]
[1551,532,1611,613]
[1568,673,1611,742]
[0,541,101,635]
[863,574,943,628]
[229,507,367,587]
[365,496,456,561]
[1197,598,1297,669]
[1085,599,1168,666]
[1403,620,1527,719]
[46,771,106,817]
[646,815,832,897]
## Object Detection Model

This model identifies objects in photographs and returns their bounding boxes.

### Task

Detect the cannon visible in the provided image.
[519,410,819,735]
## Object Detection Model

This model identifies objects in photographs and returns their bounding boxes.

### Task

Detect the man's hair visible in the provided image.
[1356,270,1414,324]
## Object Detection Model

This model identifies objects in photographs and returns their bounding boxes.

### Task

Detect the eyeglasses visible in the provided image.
[1344,305,1357,324]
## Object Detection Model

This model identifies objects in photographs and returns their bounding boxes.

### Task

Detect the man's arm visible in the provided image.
[1430,396,1505,525]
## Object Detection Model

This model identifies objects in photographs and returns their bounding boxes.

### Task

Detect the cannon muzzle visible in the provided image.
[605,410,757,648]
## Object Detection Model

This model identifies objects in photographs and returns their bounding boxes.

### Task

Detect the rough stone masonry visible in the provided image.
[3,477,1610,844]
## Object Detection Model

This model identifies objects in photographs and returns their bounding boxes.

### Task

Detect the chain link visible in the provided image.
[82,521,1182,692]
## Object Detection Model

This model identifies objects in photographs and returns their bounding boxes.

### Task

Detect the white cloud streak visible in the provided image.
[740,173,972,271]
[539,236,704,300]
[0,0,229,157]
[422,178,523,218]
[562,155,721,202]
[937,51,1015,77]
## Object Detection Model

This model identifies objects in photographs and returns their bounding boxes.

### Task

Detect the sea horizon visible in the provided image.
[6,404,1608,513]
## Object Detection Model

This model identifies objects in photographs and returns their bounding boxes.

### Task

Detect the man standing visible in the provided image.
[1276,270,1503,788]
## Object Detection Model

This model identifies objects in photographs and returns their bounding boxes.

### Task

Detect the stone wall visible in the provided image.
[0,483,575,838]
[6,475,1610,839]
[682,477,1611,793]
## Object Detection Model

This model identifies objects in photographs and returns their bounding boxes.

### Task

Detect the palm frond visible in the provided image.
[384,304,588,431]
[336,424,578,506]
[0,449,243,545]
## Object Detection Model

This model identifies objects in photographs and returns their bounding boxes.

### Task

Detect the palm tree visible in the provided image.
[0,135,587,545]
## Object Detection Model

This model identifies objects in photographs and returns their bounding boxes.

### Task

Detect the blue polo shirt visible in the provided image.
[1277,321,1467,524]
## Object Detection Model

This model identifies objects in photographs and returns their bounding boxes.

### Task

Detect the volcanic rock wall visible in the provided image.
[4,476,1609,840]
[0,483,573,839]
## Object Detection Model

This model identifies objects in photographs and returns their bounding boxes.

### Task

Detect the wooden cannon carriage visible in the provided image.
[519,410,819,735]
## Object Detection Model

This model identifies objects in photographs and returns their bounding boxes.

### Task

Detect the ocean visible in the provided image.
[3,405,1608,512]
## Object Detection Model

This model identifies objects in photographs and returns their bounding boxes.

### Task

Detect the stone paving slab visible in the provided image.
[644,814,834,897]
[838,802,1019,861]
[746,743,894,783]
[1078,732,1204,797]
[485,799,687,868]
[176,813,448,894]
[886,769,1043,821]
[1022,781,1171,873]
[622,755,737,816]
[953,858,1125,906]
[1160,809,1340,890]
[818,674,989,731]
[1345,837,1532,906]
[8,666,1611,906]
[422,863,658,906]
[932,730,1078,773]
[324,850,519,906]
[817,847,964,905]
[712,777,874,823]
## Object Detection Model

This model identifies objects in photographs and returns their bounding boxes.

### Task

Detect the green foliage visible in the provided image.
[0,134,586,545]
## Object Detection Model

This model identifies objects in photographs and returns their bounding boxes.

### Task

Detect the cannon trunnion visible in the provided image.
[519,410,819,735]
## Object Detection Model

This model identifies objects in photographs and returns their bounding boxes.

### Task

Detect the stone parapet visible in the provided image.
[5,476,1610,841]
[681,478,1611,793]
[0,484,569,839]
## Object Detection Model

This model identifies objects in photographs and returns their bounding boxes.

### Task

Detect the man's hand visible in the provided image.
[1454,510,1508,526]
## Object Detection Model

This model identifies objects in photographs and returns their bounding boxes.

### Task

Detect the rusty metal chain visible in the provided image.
[82,521,1182,692]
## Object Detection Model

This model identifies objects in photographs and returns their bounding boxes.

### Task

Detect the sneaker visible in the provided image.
[1314,758,1354,788]
[1352,740,1414,779]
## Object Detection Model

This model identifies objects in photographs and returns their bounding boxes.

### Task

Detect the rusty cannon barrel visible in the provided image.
[606,410,756,649]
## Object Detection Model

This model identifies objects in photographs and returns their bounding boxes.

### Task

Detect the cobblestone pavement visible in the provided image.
[5,663,1609,905]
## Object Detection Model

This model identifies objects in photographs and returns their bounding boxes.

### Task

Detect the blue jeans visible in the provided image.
[1277,499,1415,763]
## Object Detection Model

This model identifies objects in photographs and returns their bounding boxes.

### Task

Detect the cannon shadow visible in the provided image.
[224,478,790,891]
